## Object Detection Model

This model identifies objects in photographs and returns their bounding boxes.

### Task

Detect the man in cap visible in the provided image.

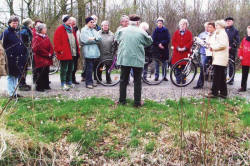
[225,17,240,85]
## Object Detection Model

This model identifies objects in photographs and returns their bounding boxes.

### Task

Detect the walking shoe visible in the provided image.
[73,81,80,84]
[107,80,112,84]
[19,85,31,91]
[93,82,98,87]
[61,85,70,91]
[86,85,93,89]
[81,77,86,82]
[205,93,218,98]
[163,77,168,81]
[68,84,75,88]
[36,88,45,92]
[193,86,202,89]
[227,82,234,85]
[44,86,51,90]
[218,94,227,99]
[154,77,159,81]
[238,88,246,92]
[134,101,144,108]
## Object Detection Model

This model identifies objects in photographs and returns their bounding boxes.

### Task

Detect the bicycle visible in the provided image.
[95,55,166,86]
[170,37,235,87]
[49,55,60,75]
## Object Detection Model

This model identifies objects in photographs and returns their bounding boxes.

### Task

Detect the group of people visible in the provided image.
[0,13,249,106]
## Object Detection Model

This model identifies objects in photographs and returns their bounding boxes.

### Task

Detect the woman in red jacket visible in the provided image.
[238,26,250,92]
[32,23,54,92]
[171,19,193,84]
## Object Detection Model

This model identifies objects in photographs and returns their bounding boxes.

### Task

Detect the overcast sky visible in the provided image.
[0,0,209,23]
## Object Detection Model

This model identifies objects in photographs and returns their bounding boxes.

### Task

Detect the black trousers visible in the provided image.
[211,65,227,96]
[119,66,142,106]
[72,55,79,82]
[96,61,111,82]
[36,66,49,90]
[241,65,249,91]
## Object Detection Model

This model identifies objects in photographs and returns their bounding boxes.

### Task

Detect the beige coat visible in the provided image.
[0,43,7,76]
[209,29,229,67]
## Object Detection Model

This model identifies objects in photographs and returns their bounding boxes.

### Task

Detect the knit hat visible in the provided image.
[62,14,70,23]
[36,23,46,33]
[85,17,94,24]
[225,17,234,21]
[156,17,164,23]
[129,14,140,21]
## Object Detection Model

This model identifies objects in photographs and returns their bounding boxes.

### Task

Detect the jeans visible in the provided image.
[119,66,142,106]
[85,58,99,86]
[196,54,207,87]
[60,60,74,86]
[175,65,186,84]
[7,75,18,96]
[155,59,167,79]
[211,65,227,96]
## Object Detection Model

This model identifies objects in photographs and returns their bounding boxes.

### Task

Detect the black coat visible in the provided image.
[225,26,240,54]
[152,26,171,61]
[1,26,27,76]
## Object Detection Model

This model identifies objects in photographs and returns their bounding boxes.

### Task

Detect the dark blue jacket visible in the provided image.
[20,25,33,47]
[225,26,240,53]
[152,26,170,61]
[1,26,27,76]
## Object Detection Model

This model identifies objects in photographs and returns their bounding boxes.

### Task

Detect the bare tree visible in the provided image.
[5,0,15,16]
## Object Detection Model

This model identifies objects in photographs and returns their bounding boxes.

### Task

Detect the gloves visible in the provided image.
[177,47,186,52]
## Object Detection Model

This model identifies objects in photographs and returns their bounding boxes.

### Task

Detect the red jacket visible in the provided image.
[32,34,54,68]
[171,29,193,64]
[238,37,250,66]
[53,25,80,61]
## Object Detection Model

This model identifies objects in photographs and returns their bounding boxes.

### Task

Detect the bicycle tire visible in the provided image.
[142,58,166,85]
[170,59,197,87]
[95,59,120,86]
[226,58,235,84]
[49,56,60,75]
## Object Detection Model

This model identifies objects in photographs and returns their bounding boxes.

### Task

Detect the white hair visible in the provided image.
[70,17,76,22]
[22,18,33,26]
[35,23,46,33]
[91,15,98,20]
[204,22,209,27]
[101,20,109,26]
[179,19,189,28]
[139,22,149,31]
[120,15,129,22]
[215,20,226,28]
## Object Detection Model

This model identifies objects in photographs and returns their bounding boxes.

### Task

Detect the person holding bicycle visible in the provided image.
[206,20,229,99]
[152,17,170,81]
[115,14,153,107]
[171,19,193,85]
[238,26,250,92]
[97,20,115,84]
[193,22,209,89]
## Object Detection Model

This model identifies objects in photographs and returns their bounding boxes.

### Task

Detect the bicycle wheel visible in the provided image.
[49,56,60,75]
[170,59,197,87]
[142,58,166,85]
[96,59,120,86]
[226,58,235,84]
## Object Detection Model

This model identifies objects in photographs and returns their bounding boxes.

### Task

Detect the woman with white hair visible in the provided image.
[152,17,170,81]
[171,18,193,84]
[32,23,54,92]
[96,20,115,84]
[206,20,229,98]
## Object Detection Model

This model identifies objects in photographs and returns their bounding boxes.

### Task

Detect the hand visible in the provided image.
[49,54,52,57]
[229,46,231,50]
[239,56,243,60]
[159,43,165,49]
[88,37,95,41]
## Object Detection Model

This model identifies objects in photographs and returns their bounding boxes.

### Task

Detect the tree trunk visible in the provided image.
[102,0,106,20]
[133,0,137,13]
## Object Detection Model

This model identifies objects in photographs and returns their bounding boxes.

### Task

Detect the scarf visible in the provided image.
[180,30,185,36]
[63,24,72,33]
[246,36,250,42]
[36,32,47,38]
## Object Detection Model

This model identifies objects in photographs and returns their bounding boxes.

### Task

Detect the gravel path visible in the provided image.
[0,73,249,102]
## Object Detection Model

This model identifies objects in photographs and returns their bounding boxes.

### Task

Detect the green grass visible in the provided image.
[0,96,249,160]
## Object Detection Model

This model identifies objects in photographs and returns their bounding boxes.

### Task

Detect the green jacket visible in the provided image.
[80,26,102,59]
[115,25,153,68]
[98,30,114,60]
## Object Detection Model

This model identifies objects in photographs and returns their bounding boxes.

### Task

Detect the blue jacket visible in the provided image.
[152,26,170,60]
[20,25,33,47]
[225,26,240,53]
[1,26,27,76]
[198,31,209,55]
